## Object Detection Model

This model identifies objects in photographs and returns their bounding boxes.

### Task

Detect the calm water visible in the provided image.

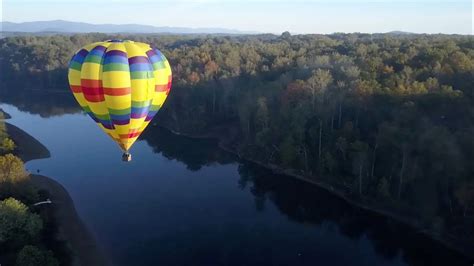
[0,92,470,266]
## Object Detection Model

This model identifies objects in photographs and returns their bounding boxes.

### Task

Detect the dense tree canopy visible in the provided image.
[0,198,42,247]
[16,245,59,266]
[0,32,473,250]
[0,154,28,184]
[0,116,15,153]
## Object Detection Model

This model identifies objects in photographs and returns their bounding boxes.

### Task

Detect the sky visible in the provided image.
[1,0,472,34]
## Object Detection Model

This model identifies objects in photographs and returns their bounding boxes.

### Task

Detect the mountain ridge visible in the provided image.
[1,20,259,34]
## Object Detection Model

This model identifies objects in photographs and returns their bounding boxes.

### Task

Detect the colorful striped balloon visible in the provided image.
[68,40,172,156]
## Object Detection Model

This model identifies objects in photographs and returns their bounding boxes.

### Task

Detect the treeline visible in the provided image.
[0,33,473,248]
[0,117,66,266]
[0,113,15,153]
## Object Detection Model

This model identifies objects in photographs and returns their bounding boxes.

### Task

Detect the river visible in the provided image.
[0,91,470,266]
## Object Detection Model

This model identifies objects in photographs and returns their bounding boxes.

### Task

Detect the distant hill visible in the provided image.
[386,31,416,35]
[1,20,258,35]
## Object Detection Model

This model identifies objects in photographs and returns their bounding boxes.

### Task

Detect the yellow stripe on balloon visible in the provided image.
[152,92,168,107]
[83,42,104,52]
[139,121,151,131]
[134,42,152,51]
[164,61,172,73]
[131,79,153,101]
[104,95,129,109]
[107,42,127,53]
[81,63,102,80]
[102,71,131,88]
[129,119,145,129]
[123,137,139,150]
[113,124,130,135]
[124,42,145,58]
[73,93,88,107]
[68,69,81,85]
[155,69,169,84]
[88,102,109,115]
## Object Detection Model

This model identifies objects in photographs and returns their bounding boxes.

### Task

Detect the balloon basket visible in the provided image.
[122,152,132,162]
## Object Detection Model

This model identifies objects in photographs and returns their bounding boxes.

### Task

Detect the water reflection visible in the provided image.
[0,85,80,117]
[237,163,470,265]
[140,125,235,171]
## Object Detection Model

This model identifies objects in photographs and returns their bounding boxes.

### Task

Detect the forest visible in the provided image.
[0,32,473,251]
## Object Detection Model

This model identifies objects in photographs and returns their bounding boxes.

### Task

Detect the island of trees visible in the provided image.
[0,32,473,255]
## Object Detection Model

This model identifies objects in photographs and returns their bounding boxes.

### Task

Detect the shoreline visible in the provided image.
[30,174,108,266]
[161,124,474,260]
[0,108,12,119]
[6,123,51,162]
[6,122,108,266]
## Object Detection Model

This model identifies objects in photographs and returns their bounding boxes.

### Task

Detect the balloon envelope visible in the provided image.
[68,40,172,152]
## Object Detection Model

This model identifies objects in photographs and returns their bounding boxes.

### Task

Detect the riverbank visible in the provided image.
[0,108,12,119]
[6,123,50,162]
[30,174,108,266]
[160,124,474,261]
[6,122,108,266]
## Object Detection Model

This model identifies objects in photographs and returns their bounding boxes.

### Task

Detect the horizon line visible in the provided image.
[2,20,472,36]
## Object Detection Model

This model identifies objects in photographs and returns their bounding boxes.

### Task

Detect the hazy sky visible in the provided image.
[1,0,472,34]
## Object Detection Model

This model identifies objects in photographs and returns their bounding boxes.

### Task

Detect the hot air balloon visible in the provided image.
[67,40,172,161]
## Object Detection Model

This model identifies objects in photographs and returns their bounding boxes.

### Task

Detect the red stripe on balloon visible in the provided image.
[84,95,105,102]
[119,131,142,139]
[84,94,105,102]
[81,79,105,102]
[70,85,82,93]
[81,79,102,88]
[103,87,131,96]
[82,86,104,96]
[155,84,168,92]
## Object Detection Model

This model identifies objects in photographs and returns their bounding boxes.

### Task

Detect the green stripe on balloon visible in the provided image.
[70,61,83,71]
[132,100,152,108]
[108,107,132,115]
[130,71,154,79]
[103,63,130,72]
[84,55,103,64]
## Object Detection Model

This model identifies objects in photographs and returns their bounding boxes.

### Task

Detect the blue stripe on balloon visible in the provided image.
[103,55,129,64]
[110,114,130,121]
[99,119,114,129]
[96,118,114,129]
[154,49,162,57]
[145,110,158,121]
[112,119,130,125]
[73,54,85,63]
[148,55,161,64]
[106,50,127,57]
[131,106,150,118]
[77,49,89,57]
[130,63,153,72]
[88,113,114,129]
[89,46,107,56]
